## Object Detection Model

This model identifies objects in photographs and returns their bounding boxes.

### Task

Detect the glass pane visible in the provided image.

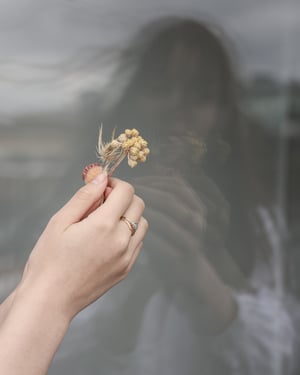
[0,1,299,374]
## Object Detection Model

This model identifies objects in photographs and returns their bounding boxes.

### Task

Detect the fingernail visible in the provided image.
[92,172,107,185]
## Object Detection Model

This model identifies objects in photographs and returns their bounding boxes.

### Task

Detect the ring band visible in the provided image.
[120,216,138,236]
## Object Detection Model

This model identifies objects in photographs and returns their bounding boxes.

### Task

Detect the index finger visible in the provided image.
[90,177,135,223]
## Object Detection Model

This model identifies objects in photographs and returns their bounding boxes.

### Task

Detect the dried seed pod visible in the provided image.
[129,147,139,156]
[131,128,139,137]
[82,163,102,184]
[100,127,149,170]
[83,126,150,180]
[138,151,145,159]
[128,159,138,168]
[117,133,127,142]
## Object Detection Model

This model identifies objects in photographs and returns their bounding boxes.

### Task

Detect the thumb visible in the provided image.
[56,172,108,228]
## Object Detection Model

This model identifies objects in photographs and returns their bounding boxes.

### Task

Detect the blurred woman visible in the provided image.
[94,17,296,375]
[6,16,294,375]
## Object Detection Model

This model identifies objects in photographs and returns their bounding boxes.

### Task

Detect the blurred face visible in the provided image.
[173,104,219,139]
[144,86,220,138]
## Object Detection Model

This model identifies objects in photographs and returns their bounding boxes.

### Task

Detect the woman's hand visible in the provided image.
[132,175,208,288]
[134,174,238,333]
[0,172,148,375]
[134,173,229,255]
[134,173,240,282]
[21,172,148,320]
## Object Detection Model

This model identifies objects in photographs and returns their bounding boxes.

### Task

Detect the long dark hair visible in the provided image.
[104,17,258,278]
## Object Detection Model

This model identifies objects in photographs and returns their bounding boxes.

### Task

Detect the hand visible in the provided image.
[20,172,148,321]
[0,173,148,375]
[134,174,237,332]
[133,174,230,288]
[132,174,205,290]
[134,173,229,254]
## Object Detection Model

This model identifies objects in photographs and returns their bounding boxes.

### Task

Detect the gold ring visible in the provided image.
[120,215,138,236]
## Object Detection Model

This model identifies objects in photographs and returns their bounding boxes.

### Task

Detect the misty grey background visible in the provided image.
[1,0,300,115]
[0,0,300,374]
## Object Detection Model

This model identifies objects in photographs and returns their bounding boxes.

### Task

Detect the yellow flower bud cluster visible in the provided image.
[117,128,150,168]
[96,126,150,175]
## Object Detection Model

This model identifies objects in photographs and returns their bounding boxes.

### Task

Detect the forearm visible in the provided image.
[0,279,70,375]
[0,290,17,325]
[0,174,147,374]
[194,255,237,333]
[147,232,237,333]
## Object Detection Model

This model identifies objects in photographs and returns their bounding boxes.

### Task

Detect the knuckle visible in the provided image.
[140,217,149,232]
[122,181,135,197]
[134,195,145,212]
[120,252,132,276]
[118,269,129,282]
[143,217,149,231]
[76,185,92,201]
[47,212,60,228]
[97,218,114,233]
[114,235,129,255]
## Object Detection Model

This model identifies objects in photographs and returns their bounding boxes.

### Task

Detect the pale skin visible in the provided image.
[0,171,148,375]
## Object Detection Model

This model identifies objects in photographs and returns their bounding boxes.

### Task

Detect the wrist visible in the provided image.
[15,273,72,328]
[194,256,238,332]
[0,277,71,374]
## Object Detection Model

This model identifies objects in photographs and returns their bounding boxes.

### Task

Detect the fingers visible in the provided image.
[82,186,113,219]
[119,195,145,237]
[127,217,148,250]
[135,179,206,214]
[135,185,206,232]
[144,206,200,257]
[120,217,148,276]
[91,177,135,223]
[85,178,146,250]
[52,172,108,229]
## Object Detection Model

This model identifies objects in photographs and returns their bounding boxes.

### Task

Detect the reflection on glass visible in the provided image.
[1,9,300,375]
